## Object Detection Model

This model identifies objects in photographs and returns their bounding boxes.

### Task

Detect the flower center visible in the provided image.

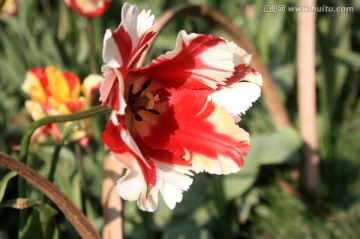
[127,80,160,121]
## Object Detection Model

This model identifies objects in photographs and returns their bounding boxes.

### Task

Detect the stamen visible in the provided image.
[129,84,134,97]
[137,106,147,111]
[144,92,160,109]
[141,80,151,91]
[134,113,142,121]
[127,80,160,121]
[145,92,153,99]
[148,109,160,115]
[147,100,155,109]
[133,90,142,98]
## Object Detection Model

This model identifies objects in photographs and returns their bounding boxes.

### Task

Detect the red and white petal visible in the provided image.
[128,131,193,209]
[100,66,127,114]
[189,104,250,174]
[102,30,123,68]
[140,30,234,89]
[154,161,193,209]
[103,120,193,211]
[102,121,158,210]
[112,152,145,202]
[227,41,252,69]
[121,2,155,49]
[102,3,155,71]
[208,70,262,122]
[100,66,116,105]
[111,151,158,211]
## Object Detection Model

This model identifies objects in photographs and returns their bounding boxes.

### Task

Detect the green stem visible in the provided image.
[47,143,63,184]
[88,18,97,73]
[40,142,63,203]
[75,143,87,213]
[18,105,111,233]
[213,176,233,239]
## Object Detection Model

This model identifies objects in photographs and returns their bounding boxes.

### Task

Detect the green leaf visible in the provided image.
[162,223,214,239]
[272,63,296,100]
[238,188,259,224]
[223,153,259,200]
[333,50,360,68]
[223,126,301,200]
[0,171,17,203]
[247,126,302,166]
[21,211,44,239]
[1,198,57,214]
[2,198,58,239]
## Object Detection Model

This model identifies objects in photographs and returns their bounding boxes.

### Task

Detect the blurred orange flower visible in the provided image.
[22,66,102,145]
[64,0,111,18]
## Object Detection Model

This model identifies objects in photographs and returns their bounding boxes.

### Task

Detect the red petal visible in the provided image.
[137,31,234,89]
[140,89,249,173]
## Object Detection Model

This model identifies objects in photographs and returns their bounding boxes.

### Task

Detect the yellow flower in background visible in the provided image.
[0,0,18,15]
[22,66,102,145]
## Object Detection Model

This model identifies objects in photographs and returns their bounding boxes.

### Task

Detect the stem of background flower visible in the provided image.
[142,212,155,239]
[47,121,79,184]
[47,143,63,182]
[39,142,63,204]
[40,0,52,25]
[75,144,85,189]
[75,143,88,213]
[213,176,233,238]
[88,18,98,73]
[18,105,111,234]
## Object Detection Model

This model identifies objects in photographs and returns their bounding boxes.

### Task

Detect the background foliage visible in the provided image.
[0,0,359,238]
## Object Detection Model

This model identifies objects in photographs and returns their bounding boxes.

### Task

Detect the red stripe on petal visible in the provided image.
[141,90,249,170]
[226,68,260,85]
[30,68,50,98]
[63,72,79,93]
[131,131,192,167]
[102,119,126,153]
[101,78,120,111]
[65,101,83,113]
[138,32,233,89]
[128,31,156,69]
[112,26,133,69]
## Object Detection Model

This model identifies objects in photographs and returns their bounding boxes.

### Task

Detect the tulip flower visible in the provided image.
[22,66,102,145]
[100,2,262,211]
[64,0,110,18]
